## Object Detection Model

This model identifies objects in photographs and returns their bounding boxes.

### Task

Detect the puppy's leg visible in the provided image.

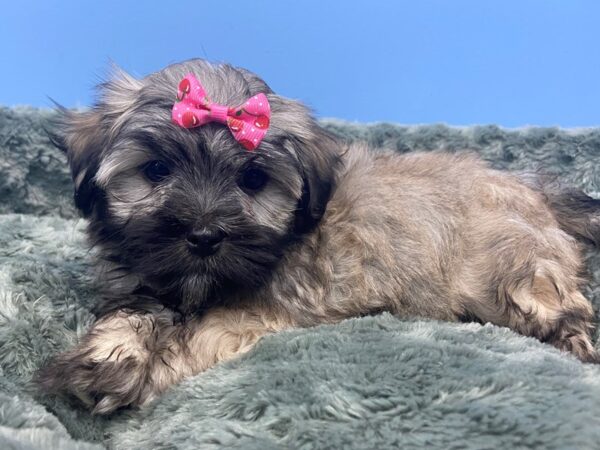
[500,267,598,363]
[38,307,178,414]
[467,256,598,363]
[458,203,598,363]
[147,305,294,401]
[39,304,293,414]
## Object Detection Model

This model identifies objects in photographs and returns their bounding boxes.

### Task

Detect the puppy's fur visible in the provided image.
[38,59,600,414]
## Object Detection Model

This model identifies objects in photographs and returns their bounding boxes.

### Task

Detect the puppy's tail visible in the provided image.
[524,174,600,246]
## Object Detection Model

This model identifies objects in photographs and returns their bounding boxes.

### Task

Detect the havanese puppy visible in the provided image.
[39,59,600,414]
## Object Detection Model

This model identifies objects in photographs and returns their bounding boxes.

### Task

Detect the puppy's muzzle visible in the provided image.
[186,227,226,257]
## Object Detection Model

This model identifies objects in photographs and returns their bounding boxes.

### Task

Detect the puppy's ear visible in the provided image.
[49,67,143,217]
[282,123,341,234]
[49,107,106,217]
[270,96,341,233]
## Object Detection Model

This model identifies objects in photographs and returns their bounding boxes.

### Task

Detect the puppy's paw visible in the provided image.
[37,343,153,414]
[36,311,166,414]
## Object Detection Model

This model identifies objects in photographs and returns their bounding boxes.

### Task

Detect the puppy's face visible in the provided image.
[55,60,340,311]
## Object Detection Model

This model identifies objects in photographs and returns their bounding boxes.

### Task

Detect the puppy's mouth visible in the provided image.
[145,233,284,313]
[123,213,288,309]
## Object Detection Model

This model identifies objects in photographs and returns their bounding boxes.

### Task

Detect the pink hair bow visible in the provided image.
[171,74,271,151]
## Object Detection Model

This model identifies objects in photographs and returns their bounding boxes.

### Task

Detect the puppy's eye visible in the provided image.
[143,161,170,182]
[240,167,268,192]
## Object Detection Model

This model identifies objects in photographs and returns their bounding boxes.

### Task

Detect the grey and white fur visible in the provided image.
[38,59,600,414]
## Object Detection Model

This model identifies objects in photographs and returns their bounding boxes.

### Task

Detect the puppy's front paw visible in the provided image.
[36,311,165,414]
[37,343,152,414]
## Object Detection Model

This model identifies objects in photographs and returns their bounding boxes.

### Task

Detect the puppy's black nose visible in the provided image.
[186,228,226,256]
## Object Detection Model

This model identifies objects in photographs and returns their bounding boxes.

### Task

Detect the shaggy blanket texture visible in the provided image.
[1,106,600,449]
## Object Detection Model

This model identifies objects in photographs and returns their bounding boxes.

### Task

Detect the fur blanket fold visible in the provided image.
[1,107,600,449]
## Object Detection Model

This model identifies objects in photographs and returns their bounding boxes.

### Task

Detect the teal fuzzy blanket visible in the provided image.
[2,107,600,449]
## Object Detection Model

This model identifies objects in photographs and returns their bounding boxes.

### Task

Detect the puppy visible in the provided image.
[39,59,600,414]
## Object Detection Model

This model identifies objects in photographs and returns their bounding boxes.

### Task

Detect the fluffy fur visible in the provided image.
[38,59,600,414]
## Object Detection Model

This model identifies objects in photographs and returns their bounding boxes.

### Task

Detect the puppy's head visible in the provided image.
[52,59,341,312]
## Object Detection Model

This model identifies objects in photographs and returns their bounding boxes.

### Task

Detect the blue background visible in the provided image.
[1,0,599,126]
